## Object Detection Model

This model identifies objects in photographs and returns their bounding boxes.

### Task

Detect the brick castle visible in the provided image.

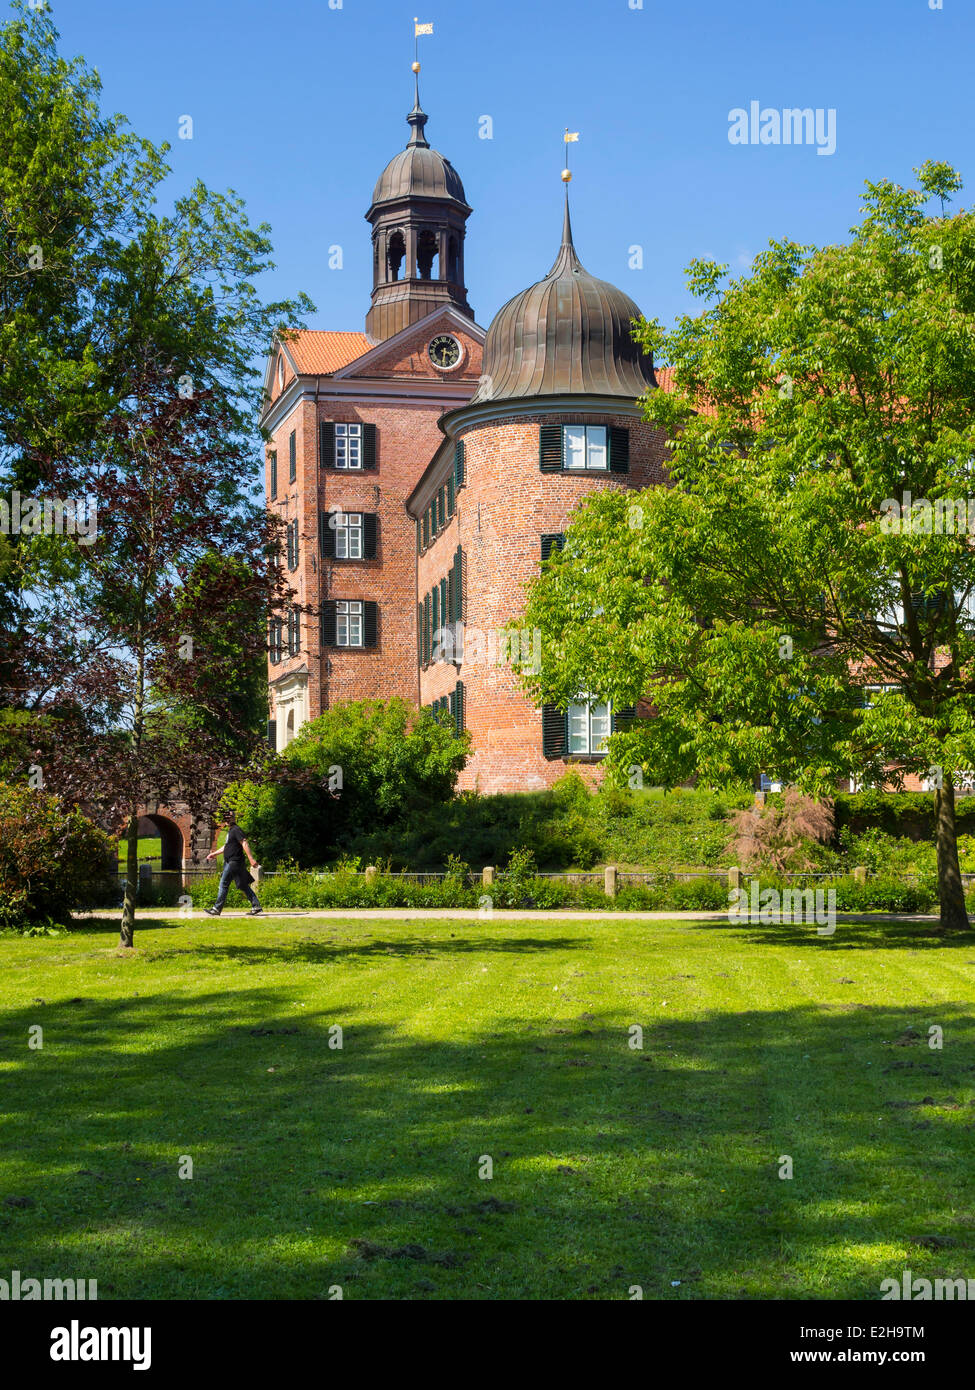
[261,77,668,793]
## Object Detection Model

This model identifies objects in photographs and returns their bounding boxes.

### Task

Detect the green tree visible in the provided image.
[225,699,470,868]
[0,3,313,946]
[519,162,975,933]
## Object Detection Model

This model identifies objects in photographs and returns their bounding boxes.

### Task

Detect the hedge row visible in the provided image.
[173,871,943,915]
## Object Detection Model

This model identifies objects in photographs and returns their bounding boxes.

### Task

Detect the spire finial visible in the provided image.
[408,18,433,147]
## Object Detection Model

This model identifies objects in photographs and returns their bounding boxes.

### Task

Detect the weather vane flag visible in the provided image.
[563,129,579,183]
[413,18,433,72]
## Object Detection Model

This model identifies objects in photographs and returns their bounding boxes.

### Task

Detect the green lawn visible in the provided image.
[2,911,974,1300]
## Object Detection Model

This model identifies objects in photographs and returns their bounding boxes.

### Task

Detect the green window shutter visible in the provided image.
[539,423,563,472]
[267,719,276,749]
[363,513,378,559]
[440,577,448,636]
[438,486,446,530]
[432,583,440,652]
[363,601,378,648]
[542,704,568,758]
[446,474,455,515]
[454,438,466,488]
[416,518,422,555]
[362,423,378,470]
[451,546,464,622]
[454,680,465,736]
[319,511,336,559]
[320,421,335,468]
[289,430,297,481]
[269,451,277,499]
[422,509,430,548]
[320,601,337,648]
[540,533,566,562]
[423,593,431,666]
[612,704,637,732]
[608,426,630,474]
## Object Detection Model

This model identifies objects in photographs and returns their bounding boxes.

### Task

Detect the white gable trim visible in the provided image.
[331,306,486,380]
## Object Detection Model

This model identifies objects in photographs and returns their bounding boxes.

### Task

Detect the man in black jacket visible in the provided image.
[204,816,263,916]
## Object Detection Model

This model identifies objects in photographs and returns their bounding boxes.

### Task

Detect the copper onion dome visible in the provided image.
[368,86,469,212]
[470,197,655,405]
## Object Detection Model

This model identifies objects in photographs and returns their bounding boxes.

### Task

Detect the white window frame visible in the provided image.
[335,423,363,471]
[563,424,608,472]
[955,587,975,626]
[336,599,364,648]
[862,683,900,709]
[567,694,613,755]
[335,512,363,560]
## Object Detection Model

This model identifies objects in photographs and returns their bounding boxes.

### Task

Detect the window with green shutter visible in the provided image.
[454,438,466,488]
[451,546,464,622]
[539,423,563,472]
[446,474,455,515]
[289,430,296,482]
[608,425,630,473]
[320,421,334,468]
[541,704,568,758]
[269,450,277,499]
[540,534,566,562]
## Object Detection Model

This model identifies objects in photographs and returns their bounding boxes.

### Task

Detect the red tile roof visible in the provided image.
[284,330,371,375]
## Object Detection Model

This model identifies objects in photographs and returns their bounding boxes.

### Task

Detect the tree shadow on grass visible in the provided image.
[143,935,591,966]
[688,916,975,952]
[1,985,974,1301]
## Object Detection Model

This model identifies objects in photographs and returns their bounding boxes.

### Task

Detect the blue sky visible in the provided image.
[48,0,975,339]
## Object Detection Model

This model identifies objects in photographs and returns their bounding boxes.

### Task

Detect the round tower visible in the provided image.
[414,190,667,792]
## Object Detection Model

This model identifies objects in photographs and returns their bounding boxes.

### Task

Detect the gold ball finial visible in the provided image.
[561,169,572,183]
[412,61,421,73]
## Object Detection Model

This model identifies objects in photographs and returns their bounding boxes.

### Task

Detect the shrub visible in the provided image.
[223,698,469,868]
[728,790,834,872]
[0,784,114,929]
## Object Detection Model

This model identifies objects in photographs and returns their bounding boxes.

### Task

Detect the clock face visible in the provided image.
[428,334,462,370]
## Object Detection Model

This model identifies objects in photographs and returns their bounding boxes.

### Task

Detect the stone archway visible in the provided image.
[136,813,185,871]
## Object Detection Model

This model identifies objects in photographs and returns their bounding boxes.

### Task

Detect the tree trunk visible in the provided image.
[935,777,969,934]
[120,639,146,950]
[120,810,138,949]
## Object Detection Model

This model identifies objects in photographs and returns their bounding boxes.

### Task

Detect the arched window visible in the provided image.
[285,709,295,746]
[387,231,406,282]
[417,229,438,280]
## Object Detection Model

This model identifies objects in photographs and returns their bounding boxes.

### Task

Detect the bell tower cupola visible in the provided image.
[365,70,474,343]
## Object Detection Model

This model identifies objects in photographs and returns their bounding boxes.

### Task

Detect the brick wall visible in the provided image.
[266,322,483,737]
[419,409,670,793]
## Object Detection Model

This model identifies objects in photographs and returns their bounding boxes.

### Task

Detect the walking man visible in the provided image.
[204,815,263,917]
